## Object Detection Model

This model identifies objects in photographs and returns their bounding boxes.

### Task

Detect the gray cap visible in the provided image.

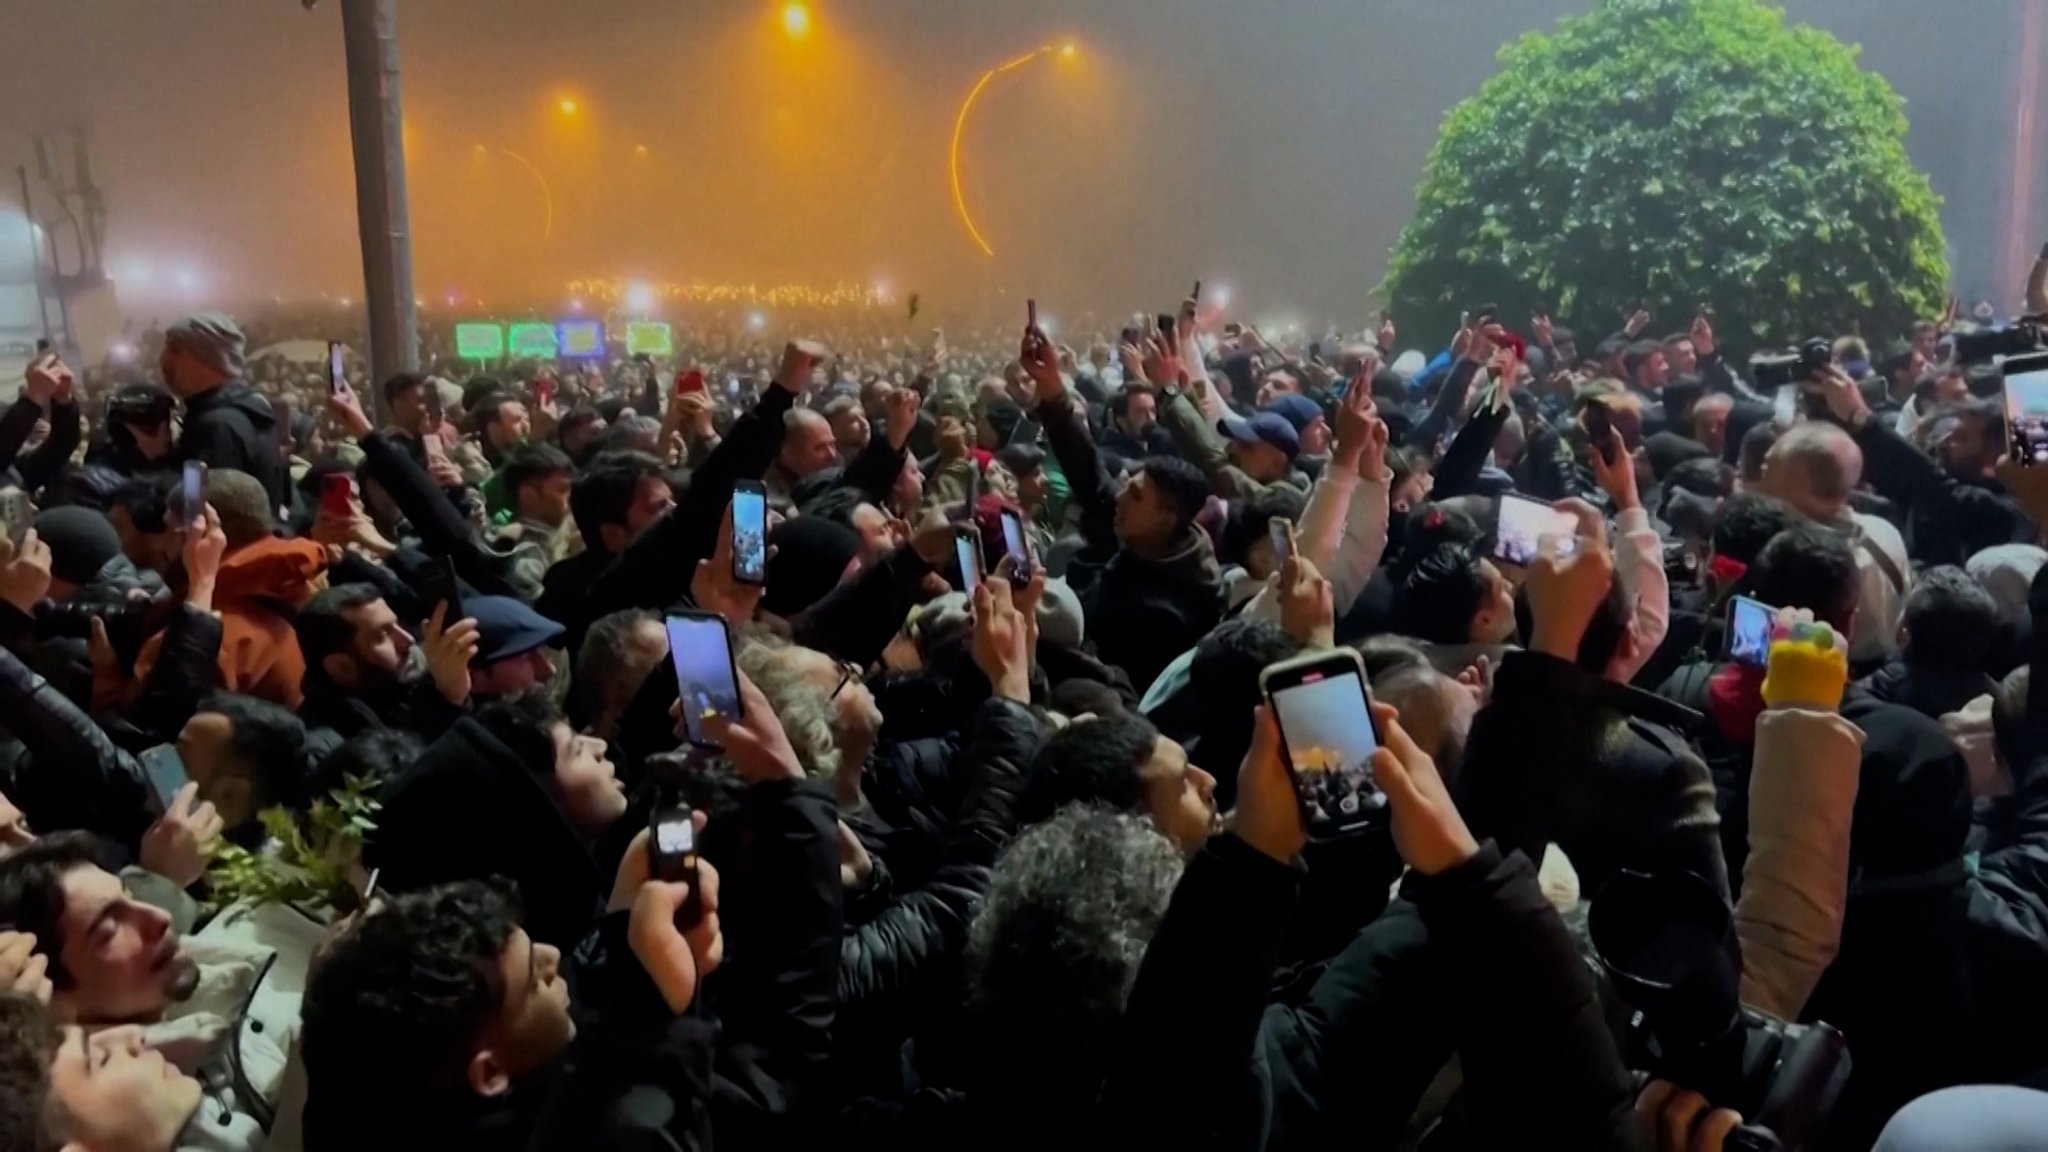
[166,313,247,379]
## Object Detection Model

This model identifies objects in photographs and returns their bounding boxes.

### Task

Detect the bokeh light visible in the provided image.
[782,3,811,40]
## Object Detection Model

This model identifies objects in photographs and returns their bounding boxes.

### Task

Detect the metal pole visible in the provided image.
[340,0,417,412]
[16,167,52,343]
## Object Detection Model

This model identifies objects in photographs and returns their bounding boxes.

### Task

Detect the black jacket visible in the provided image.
[0,640,160,852]
[1458,650,1727,900]
[368,717,604,949]
[298,666,467,768]
[1034,392,1223,693]
[0,395,82,498]
[833,698,1041,1104]
[1854,414,2037,566]
[1858,658,1998,725]
[179,382,289,515]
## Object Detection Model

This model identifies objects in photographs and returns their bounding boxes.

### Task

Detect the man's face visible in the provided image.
[618,476,675,547]
[0,789,32,856]
[1015,467,1049,510]
[1254,372,1300,409]
[47,1025,204,1152]
[51,865,199,1023]
[791,644,882,744]
[390,386,425,432]
[562,416,608,460]
[1472,560,1518,644]
[479,926,575,1088]
[520,471,573,529]
[549,724,626,831]
[1934,370,1969,407]
[1113,471,1178,551]
[782,414,838,479]
[1666,339,1698,375]
[488,402,531,451]
[473,648,558,698]
[848,503,894,564]
[1121,391,1156,435]
[1300,416,1331,456]
[892,455,924,515]
[1637,351,1670,391]
[336,598,413,688]
[176,711,254,829]
[1939,417,1995,476]
[828,406,870,455]
[1135,734,1218,853]
[156,341,215,399]
[110,506,175,577]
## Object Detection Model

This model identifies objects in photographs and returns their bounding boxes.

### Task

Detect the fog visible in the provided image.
[0,0,2032,327]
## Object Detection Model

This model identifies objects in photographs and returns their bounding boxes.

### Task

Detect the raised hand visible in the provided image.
[1690,309,1716,357]
[1229,706,1308,863]
[140,782,224,889]
[1275,553,1335,648]
[1624,307,1652,338]
[693,500,769,629]
[1523,532,1616,662]
[1586,428,1639,511]
[1142,332,1183,389]
[699,666,806,785]
[0,931,50,1005]
[1369,701,1479,876]
[885,386,921,449]
[1019,325,1063,402]
[776,340,830,395]
[972,576,1032,703]
[423,601,481,706]
[0,529,52,615]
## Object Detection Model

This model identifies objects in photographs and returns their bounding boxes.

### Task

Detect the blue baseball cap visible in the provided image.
[1219,410,1300,459]
[1263,393,1326,436]
[465,595,567,663]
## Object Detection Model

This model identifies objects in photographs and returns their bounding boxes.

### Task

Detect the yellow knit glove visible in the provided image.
[1759,612,1849,711]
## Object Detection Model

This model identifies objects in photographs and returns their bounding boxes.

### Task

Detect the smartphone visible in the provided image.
[1157,313,1177,341]
[647,803,704,927]
[535,377,557,408]
[1191,279,1203,301]
[1583,402,1617,465]
[667,612,743,749]
[1725,595,1777,668]
[1027,298,1038,329]
[954,526,983,597]
[999,505,1033,579]
[676,368,706,396]
[1268,516,1296,566]
[421,555,463,626]
[1773,384,1800,429]
[180,461,206,525]
[1494,493,1579,568]
[139,744,188,808]
[0,489,30,548]
[2002,351,2048,466]
[422,377,445,425]
[731,480,767,585]
[962,458,981,511]
[1468,302,1500,326]
[1261,649,1387,839]
[326,341,347,396]
[320,473,355,519]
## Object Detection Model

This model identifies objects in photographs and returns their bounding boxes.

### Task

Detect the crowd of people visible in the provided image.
[1,247,2048,1152]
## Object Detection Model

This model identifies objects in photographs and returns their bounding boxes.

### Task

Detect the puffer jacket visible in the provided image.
[180,382,291,517]
[832,699,1041,1104]
[0,641,157,851]
[137,538,327,709]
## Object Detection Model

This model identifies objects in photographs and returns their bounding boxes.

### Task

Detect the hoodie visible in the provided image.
[180,382,291,517]
[1069,526,1225,697]
[137,537,328,709]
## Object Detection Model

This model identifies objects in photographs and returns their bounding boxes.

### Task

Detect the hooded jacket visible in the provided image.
[367,716,603,949]
[180,382,290,517]
[139,537,328,709]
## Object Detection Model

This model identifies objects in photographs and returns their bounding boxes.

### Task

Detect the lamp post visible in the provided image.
[335,0,419,401]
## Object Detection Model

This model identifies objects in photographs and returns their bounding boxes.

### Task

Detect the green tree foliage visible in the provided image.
[1384,0,1948,355]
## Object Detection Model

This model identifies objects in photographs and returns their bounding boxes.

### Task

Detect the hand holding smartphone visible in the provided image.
[999,506,1033,580]
[180,461,207,528]
[647,805,704,928]
[668,613,744,749]
[1268,516,1296,567]
[326,341,350,399]
[1583,402,1617,465]
[1261,649,1387,839]
[954,526,984,597]
[1725,595,1777,668]
[421,556,463,627]
[1494,494,1579,568]
[731,481,767,585]
[2002,352,2048,466]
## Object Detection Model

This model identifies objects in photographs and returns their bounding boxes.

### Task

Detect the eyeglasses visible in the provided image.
[830,659,864,700]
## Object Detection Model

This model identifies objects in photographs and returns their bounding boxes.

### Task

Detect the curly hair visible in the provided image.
[299,880,522,1103]
[736,633,844,784]
[965,808,1184,1105]
[0,992,63,1152]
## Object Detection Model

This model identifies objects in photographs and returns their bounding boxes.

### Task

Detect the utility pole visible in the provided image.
[338,0,417,403]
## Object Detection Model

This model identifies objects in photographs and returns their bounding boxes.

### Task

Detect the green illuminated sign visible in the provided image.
[625,321,673,357]
[508,323,560,359]
[455,323,505,359]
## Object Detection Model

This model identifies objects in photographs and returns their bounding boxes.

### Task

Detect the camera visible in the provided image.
[1952,317,2045,365]
[1750,339,1834,390]
[1589,871,1851,1151]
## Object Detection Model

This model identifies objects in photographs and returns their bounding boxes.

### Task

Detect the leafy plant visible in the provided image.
[205,772,382,917]
[1383,0,1949,356]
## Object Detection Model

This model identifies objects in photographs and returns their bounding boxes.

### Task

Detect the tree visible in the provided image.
[1383,0,1949,357]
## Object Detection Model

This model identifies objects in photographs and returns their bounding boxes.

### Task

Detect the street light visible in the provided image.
[948,38,1078,259]
[558,96,579,117]
[782,3,811,39]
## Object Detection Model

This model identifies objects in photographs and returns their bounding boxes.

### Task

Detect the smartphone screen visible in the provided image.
[1726,595,1776,667]
[677,369,706,396]
[650,805,698,875]
[2003,352,2048,465]
[1268,517,1295,566]
[139,745,188,808]
[320,473,354,519]
[1157,313,1177,341]
[0,490,30,547]
[180,461,206,525]
[667,613,742,748]
[731,482,767,585]
[1000,505,1031,567]
[1264,652,1387,838]
[1494,494,1578,567]
[327,341,347,396]
[535,377,556,408]
[1774,384,1800,428]
[1583,403,1616,464]
[954,529,982,597]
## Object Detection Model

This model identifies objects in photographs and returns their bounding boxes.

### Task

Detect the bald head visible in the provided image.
[1762,423,1862,521]
[781,407,839,479]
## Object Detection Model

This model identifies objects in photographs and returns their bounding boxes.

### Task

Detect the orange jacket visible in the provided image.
[138,537,329,708]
